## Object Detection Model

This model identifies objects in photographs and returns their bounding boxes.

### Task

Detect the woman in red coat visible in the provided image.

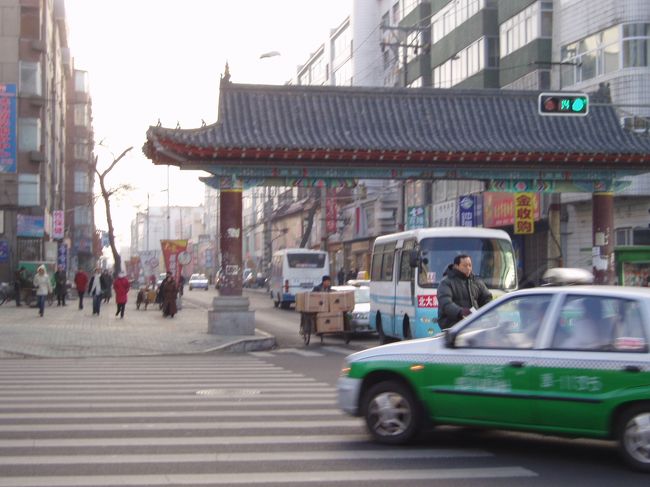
[112,272,130,319]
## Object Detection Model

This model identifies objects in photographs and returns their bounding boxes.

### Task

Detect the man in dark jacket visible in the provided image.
[312,275,332,292]
[437,254,492,330]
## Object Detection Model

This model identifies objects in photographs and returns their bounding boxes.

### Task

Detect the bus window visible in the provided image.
[399,240,416,282]
[382,242,396,281]
[371,244,384,281]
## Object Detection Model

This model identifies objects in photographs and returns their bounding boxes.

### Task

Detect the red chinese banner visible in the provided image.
[160,239,190,283]
[514,192,535,235]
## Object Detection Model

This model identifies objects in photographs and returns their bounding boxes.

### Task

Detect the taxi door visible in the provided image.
[427,295,550,427]
[530,294,650,435]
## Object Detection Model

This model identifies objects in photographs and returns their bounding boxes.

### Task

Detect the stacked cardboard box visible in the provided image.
[296,291,355,333]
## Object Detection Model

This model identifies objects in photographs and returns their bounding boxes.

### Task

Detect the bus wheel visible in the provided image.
[377,315,388,345]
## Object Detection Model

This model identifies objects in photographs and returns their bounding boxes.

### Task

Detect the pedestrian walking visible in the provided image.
[160,272,178,318]
[14,266,27,307]
[88,267,106,316]
[337,267,345,285]
[54,265,67,306]
[113,272,130,319]
[102,270,113,303]
[74,268,89,309]
[32,265,52,317]
[437,254,492,330]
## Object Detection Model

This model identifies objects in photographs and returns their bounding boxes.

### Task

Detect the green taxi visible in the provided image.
[337,286,650,471]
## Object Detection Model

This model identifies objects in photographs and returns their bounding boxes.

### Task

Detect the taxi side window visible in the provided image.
[551,296,648,352]
[455,295,551,349]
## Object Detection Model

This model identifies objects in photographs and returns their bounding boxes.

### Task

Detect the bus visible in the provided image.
[269,248,330,309]
[370,227,517,342]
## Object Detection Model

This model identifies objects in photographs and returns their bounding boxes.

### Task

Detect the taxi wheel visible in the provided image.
[362,380,421,445]
[618,404,650,472]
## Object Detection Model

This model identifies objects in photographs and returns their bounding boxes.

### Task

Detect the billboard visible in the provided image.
[0,84,17,173]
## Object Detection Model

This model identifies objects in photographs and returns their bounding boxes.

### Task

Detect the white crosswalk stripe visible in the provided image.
[0,356,537,486]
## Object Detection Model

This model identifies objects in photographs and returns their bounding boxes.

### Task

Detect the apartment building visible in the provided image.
[0,0,96,282]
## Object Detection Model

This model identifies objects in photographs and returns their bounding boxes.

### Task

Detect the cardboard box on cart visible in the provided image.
[316,312,344,333]
[295,292,329,313]
[328,291,355,312]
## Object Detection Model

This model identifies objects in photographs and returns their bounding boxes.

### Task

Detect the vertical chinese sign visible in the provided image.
[52,210,65,239]
[514,192,535,235]
[0,84,17,173]
[326,189,337,233]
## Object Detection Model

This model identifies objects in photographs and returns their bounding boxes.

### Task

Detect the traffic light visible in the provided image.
[538,92,589,116]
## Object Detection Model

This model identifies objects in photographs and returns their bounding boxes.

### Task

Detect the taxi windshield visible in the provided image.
[417,237,517,291]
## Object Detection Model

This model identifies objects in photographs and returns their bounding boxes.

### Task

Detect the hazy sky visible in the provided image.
[65,0,352,247]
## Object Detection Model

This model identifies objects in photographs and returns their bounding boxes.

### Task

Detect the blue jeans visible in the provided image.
[37,295,46,316]
[92,294,102,315]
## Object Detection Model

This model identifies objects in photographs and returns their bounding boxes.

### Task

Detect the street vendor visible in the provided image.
[312,275,332,292]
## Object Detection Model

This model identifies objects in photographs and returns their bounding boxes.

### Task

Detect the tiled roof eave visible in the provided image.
[147,136,650,167]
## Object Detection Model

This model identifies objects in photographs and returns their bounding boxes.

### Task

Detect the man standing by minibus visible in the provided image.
[438,254,492,330]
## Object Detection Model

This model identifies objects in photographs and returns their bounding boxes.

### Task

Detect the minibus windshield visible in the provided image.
[417,237,517,291]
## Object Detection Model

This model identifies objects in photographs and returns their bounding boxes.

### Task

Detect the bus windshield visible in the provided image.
[417,237,517,291]
[287,253,326,269]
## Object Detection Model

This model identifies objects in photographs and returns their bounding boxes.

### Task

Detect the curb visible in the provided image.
[206,329,277,353]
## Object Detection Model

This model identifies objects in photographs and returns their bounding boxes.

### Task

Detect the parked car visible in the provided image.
[332,285,371,333]
[188,273,209,291]
[338,285,650,472]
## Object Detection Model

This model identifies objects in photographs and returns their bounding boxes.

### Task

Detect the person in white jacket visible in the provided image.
[33,265,52,317]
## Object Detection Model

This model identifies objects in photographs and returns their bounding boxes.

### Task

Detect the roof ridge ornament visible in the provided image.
[220,62,231,86]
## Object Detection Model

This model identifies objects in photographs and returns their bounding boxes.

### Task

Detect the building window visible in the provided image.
[560,25,622,86]
[74,70,89,93]
[401,0,420,18]
[74,206,91,225]
[616,227,633,246]
[74,104,89,127]
[18,174,39,206]
[432,36,494,88]
[332,24,352,68]
[432,0,494,45]
[74,171,89,193]
[73,142,89,160]
[500,1,553,58]
[18,118,40,151]
[623,23,650,67]
[19,62,41,96]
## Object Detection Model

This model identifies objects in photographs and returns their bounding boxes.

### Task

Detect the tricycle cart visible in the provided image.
[299,311,352,345]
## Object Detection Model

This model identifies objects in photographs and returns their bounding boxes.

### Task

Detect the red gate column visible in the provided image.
[219,177,243,296]
[592,192,615,285]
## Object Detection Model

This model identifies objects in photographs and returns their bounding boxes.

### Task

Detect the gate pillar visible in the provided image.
[592,192,615,285]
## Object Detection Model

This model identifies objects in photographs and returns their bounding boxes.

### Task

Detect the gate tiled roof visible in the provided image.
[144,81,650,166]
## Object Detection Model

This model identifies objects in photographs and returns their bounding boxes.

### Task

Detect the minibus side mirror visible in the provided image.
[409,250,419,268]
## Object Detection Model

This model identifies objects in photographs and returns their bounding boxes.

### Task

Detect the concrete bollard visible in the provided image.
[208,296,255,335]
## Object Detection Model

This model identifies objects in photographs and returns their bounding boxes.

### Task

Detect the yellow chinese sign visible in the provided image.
[514,192,535,235]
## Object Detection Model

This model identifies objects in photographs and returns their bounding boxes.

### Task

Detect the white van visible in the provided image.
[269,249,330,309]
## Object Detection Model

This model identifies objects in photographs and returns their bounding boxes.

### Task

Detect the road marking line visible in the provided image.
[0,419,363,432]
[0,448,492,465]
[0,409,343,419]
[0,399,337,409]
[0,434,369,448]
[0,467,537,486]
[0,392,337,401]
[321,346,355,355]
[273,348,324,357]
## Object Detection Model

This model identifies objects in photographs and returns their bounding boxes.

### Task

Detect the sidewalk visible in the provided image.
[0,292,275,359]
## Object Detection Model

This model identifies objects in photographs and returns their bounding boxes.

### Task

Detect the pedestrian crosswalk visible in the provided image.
[0,356,537,486]
[251,345,356,358]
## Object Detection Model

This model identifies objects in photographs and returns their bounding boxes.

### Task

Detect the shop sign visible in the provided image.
[458,195,483,227]
[52,210,65,239]
[514,192,535,235]
[17,214,44,237]
[407,206,426,229]
[483,192,540,228]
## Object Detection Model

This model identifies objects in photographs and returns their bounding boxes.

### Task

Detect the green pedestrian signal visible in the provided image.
[538,92,589,116]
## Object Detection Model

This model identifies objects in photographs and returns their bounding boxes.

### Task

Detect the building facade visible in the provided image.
[0,0,97,282]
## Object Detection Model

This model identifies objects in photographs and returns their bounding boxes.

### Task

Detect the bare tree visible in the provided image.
[95,145,134,274]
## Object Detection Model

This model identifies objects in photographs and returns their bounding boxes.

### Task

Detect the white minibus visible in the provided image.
[370,227,517,342]
[269,248,330,309]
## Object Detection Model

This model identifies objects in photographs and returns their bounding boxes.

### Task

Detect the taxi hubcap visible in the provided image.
[367,392,411,436]
[624,412,650,464]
